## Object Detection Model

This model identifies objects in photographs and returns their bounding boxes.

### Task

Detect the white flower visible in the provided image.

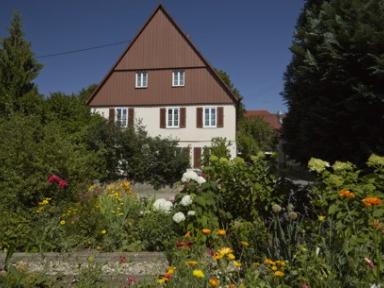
[172,212,186,223]
[196,176,206,184]
[153,198,173,214]
[187,210,196,216]
[180,195,193,206]
[181,170,199,183]
[370,284,381,288]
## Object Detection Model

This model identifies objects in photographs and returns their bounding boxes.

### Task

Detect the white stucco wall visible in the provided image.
[91,105,237,167]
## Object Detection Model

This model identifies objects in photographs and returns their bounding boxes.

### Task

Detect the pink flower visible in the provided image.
[58,180,68,189]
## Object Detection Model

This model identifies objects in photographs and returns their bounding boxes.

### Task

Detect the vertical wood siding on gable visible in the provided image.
[116,9,204,70]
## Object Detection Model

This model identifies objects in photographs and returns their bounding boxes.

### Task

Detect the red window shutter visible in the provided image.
[196,107,203,128]
[128,108,134,128]
[217,107,224,128]
[160,108,166,128]
[109,108,115,123]
[180,107,186,128]
[193,147,201,168]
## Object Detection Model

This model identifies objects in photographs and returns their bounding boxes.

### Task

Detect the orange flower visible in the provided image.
[208,277,220,287]
[362,197,382,207]
[216,229,226,236]
[338,189,355,199]
[202,228,211,235]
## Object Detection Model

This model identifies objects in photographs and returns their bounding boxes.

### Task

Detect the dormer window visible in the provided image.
[172,70,185,87]
[135,71,148,88]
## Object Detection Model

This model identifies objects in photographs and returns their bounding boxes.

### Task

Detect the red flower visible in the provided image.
[48,175,68,189]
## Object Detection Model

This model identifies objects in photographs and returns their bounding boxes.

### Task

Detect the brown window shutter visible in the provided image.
[160,108,166,128]
[217,107,224,128]
[180,107,186,128]
[193,147,201,168]
[196,107,203,128]
[128,108,134,128]
[109,108,115,123]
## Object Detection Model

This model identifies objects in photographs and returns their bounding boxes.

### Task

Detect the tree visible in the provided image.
[0,13,43,117]
[237,117,277,160]
[282,0,384,165]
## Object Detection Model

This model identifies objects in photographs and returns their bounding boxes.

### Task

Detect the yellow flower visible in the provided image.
[271,265,277,271]
[101,229,107,235]
[59,220,65,225]
[264,258,275,266]
[166,266,175,275]
[185,260,198,267]
[202,228,211,235]
[274,271,284,277]
[240,241,249,247]
[217,247,233,257]
[192,269,205,278]
[157,277,166,284]
[208,276,220,287]
[318,215,326,222]
[212,253,223,261]
[227,253,236,260]
[216,229,226,236]
[233,261,241,268]
[275,260,286,266]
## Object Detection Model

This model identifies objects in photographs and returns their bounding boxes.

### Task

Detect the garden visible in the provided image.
[1,152,383,287]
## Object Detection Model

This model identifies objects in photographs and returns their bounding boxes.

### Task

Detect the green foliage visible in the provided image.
[0,266,56,288]
[283,0,384,165]
[237,117,278,160]
[202,137,231,166]
[0,12,43,117]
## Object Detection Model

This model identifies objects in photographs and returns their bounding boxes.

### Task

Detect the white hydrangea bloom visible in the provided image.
[153,198,173,214]
[180,195,193,206]
[172,212,186,223]
[181,170,199,183]
[196,176,206,184]
[187,210,196,216]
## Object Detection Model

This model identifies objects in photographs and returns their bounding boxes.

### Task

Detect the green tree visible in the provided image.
[237,117,277,160]
[282,0,384,165]
[0,13,43,117]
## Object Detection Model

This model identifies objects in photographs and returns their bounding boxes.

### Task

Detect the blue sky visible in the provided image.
[0,0,304,112]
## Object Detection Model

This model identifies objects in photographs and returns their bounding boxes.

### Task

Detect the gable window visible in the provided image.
[135,71,148,88]
[167,107,180,128]
[204,107,216,128]
[115,107,128,127]
[172,70,185,87]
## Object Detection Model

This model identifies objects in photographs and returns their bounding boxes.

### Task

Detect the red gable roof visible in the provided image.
[244,110,282,130]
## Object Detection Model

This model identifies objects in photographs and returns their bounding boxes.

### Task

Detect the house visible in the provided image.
[244,110,283,130]
[87,5,239,168]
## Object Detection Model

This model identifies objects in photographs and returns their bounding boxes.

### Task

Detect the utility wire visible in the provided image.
[37,40,130,59]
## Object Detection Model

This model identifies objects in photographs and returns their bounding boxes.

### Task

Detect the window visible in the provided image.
[115,107,128,127]
[167,108,180,128]
[135,71,148,88]
[204,107,216,128]
[172,70,185,87]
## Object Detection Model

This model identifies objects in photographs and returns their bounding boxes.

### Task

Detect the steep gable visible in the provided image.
[116,8,204,69]
[87,5,238,106]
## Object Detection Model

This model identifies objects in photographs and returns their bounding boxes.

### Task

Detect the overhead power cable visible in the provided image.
[37,40,130,59]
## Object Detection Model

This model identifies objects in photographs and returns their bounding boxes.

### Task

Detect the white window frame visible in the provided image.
[172,70,185,87]
[203,106,217,128]
[115,107,128,128]
[135,71,148,88]
[166,107,180,128]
